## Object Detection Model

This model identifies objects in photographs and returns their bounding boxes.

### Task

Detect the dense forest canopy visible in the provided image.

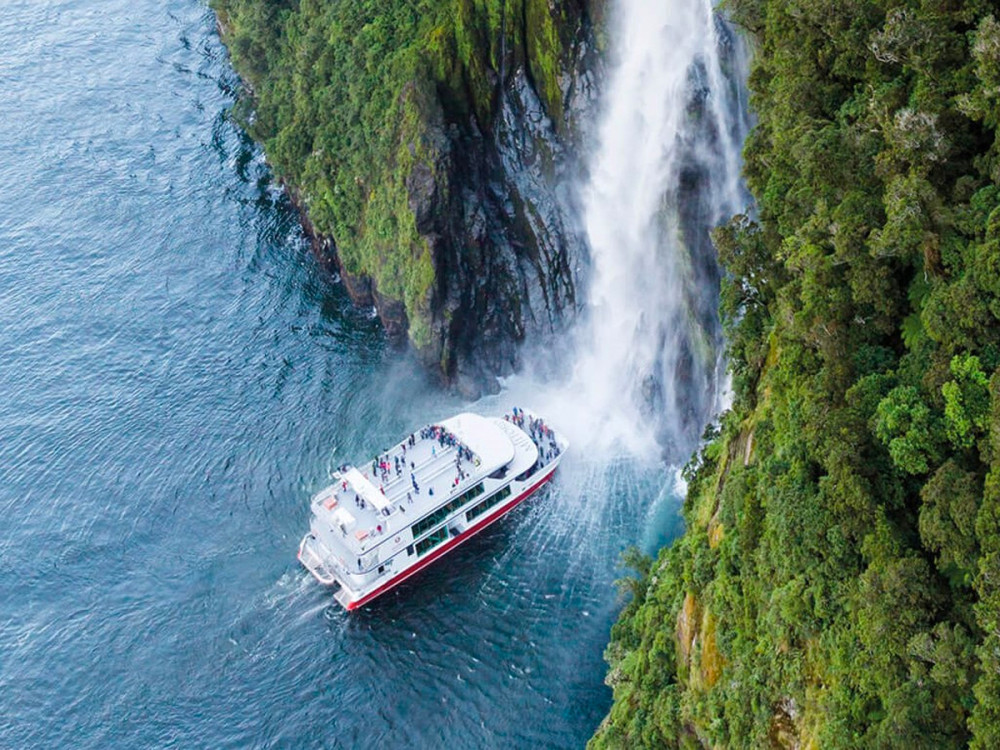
[593,1,1000,747]
[212,0,591,352]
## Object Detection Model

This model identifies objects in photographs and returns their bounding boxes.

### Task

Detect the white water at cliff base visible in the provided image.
[503,0,749,467]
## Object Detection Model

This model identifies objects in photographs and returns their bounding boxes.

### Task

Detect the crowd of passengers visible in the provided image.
[360,424,476,503]
[505,407,561,466]
[418,425,474,463]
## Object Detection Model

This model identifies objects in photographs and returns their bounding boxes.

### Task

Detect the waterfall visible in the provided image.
[523,0,750,462]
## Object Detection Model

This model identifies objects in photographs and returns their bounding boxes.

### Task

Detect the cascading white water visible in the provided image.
[509,0,749,463]
[476,0,752,588]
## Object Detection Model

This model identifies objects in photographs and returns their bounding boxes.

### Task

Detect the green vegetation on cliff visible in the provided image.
[212,0,592,355]
[593,2,1000,747]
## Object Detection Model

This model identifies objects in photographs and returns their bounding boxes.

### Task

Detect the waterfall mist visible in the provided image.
[509,0,750,465]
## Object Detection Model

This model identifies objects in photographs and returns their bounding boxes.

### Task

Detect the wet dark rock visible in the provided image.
[218,0,606,391]
[397,3,604,393]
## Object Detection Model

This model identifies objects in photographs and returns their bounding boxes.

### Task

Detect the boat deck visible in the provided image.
[300,409,568,608]
[315,428,482,555]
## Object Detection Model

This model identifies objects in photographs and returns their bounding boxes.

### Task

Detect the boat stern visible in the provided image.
[297,533,340,586]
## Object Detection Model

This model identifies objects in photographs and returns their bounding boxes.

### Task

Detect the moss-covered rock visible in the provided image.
[213,0,603,389]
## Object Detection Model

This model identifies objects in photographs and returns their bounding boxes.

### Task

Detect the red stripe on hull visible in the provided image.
[345,465,558,610]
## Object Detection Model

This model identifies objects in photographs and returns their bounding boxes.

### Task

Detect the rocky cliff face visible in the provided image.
[213,0,604,395]
[590,3,1000,747]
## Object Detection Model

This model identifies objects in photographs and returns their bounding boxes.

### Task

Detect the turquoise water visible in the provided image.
[0,2,683,747]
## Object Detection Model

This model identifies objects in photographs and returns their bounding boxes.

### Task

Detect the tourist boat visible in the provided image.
[297,409,567,610]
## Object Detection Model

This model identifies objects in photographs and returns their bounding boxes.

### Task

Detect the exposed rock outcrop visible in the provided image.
[214,0,605,395]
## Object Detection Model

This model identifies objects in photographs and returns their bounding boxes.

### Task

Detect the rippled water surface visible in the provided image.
[0,2,683,747]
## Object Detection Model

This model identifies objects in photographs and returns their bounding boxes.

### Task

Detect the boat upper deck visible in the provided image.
[311,414,517,558]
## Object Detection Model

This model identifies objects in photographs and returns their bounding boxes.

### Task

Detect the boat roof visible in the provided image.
[342,467,392,512]
[331,412,516,520]
[439,412,514,475]
[309,411,523,557]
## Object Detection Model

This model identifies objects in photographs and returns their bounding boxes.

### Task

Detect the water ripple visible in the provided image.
[0,1,685,748]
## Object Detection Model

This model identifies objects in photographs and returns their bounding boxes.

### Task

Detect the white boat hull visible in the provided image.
[298,410,565,610]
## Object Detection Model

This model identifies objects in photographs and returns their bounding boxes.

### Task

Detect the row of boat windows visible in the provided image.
[412,486,516,559]
[410,482,485,538]
[406,484,516,560]
[466,485,511,522]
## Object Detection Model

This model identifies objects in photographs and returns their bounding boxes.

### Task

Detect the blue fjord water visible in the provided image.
[0,2,684,747]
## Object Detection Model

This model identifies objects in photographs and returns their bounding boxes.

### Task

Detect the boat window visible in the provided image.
[406,545,414,556]
[515,462,539,482]
[415,527,448,556]
[466,485,512,522]
[489,464,509,480]
[410,483,485,538]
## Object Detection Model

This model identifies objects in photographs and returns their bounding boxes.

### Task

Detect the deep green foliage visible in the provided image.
[212,0,585,351]
[214,0,445,345]
[593,3,1000,748]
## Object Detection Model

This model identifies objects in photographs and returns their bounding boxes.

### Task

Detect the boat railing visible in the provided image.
[380,442,463,504]
[298,534,340,586]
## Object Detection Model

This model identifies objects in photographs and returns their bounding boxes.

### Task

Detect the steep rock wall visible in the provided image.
[213,0,604,393]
